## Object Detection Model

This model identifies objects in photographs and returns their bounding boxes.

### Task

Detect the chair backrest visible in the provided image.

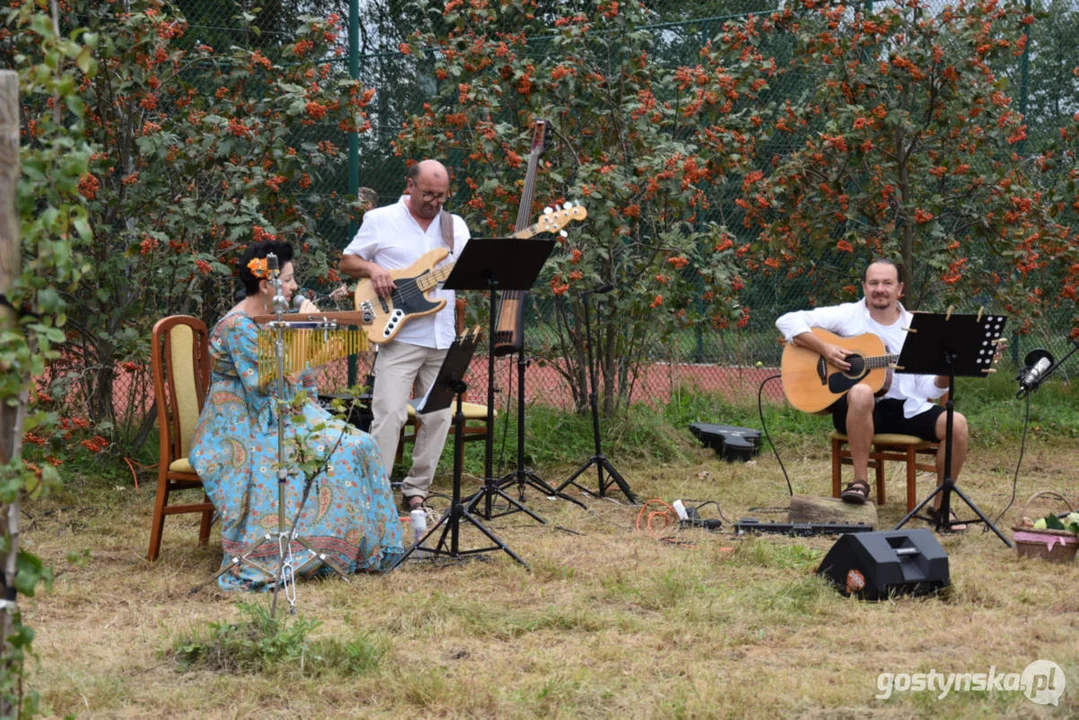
[152,316,210,463]
[455,296,466,335]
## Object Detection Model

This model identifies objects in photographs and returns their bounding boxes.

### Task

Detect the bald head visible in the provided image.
[406,159,450,221]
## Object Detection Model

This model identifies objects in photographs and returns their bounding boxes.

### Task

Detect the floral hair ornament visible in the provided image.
[247,257,270,279]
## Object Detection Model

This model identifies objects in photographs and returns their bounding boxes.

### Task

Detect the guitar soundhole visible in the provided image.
[844,355,866,378]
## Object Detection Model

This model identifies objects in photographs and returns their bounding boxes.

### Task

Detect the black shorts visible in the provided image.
[831,397,944,442]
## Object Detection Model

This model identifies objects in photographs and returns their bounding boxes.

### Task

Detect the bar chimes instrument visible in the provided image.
[252,310,372,389]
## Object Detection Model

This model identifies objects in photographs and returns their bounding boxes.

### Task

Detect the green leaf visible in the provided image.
[76,45,93,74]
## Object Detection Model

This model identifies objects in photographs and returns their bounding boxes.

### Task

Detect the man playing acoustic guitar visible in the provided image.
[339,160,471,512]
[775,259,967,531]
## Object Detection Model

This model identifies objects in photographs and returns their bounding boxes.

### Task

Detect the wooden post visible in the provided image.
[0,68,27,717]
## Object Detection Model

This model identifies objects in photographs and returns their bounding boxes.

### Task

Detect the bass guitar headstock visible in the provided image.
[536,202,588,237]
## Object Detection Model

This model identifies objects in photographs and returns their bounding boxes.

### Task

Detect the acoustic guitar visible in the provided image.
[353,205,587,344]
[780,328,897,413]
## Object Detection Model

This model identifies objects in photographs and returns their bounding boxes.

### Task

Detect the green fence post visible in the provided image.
[347,0,360,388]
[1012,0,1032,367]
[1018,0,1030,157]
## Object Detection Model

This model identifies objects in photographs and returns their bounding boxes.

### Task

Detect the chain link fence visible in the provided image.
[89,0,1076,430]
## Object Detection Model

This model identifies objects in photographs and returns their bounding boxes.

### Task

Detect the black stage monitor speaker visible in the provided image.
[688,423,761,462]
[817,529,949,600]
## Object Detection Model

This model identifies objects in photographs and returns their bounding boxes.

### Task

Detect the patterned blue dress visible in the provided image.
[190,311,403,590]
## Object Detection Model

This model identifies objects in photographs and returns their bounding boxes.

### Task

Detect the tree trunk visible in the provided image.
[0,68,28,720]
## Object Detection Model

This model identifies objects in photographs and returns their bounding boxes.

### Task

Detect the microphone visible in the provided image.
[264,252,288,314]
[1016,349,1054,397]
[291,288,323,312]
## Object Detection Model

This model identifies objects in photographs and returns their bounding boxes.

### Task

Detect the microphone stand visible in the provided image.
[554,286,636,503]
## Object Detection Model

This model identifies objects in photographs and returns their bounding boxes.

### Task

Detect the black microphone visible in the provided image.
[1016,349,1054,397]
[291,288,323,311]
[264,252,289,314]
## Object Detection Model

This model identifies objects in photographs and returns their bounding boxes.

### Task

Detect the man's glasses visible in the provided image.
[419,191,447,203]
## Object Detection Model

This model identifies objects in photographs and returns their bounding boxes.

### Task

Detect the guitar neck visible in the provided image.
[417,264,455,292]
[865,354,898,369]
[413,223,541,293]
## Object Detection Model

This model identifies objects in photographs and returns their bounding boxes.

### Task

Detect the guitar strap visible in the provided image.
[439,211,454,252]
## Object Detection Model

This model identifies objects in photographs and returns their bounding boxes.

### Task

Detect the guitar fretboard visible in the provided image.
[413,223,545,293]
[864,354,898,369]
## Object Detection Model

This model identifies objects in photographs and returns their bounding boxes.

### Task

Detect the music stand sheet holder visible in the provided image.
[892,311,1012,547]
[443,237,556,523]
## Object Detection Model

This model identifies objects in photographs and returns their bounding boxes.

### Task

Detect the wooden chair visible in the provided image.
[830,431,939,512]
[395,298,493,473]
[147,315,215,561]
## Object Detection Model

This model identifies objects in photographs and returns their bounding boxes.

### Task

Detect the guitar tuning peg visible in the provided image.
[544,206,553,214]
[563,200,574,208]
[559,230,568,238]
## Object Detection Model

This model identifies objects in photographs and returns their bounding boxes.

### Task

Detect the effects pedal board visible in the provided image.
[734,518,873,537]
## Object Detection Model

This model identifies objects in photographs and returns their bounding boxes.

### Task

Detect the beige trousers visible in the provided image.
[370,341,452,499]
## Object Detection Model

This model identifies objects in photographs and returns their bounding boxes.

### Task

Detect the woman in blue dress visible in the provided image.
[190,240,403,590]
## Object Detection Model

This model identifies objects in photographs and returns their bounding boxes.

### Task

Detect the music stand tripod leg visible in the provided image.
[456,507,530,568]
[893,365,1011,547]
[465,481,547,523]
[389,341,530,569]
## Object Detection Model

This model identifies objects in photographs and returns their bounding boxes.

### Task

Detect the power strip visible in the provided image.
[680,504,723,531]
[680,518,724,531]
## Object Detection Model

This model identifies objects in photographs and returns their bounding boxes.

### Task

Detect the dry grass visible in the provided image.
[20,438,1079,719]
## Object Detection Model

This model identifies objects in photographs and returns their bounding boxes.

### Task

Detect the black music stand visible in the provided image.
[892,311,1012,547]
[442,237,556,523]
[388,328,529,568]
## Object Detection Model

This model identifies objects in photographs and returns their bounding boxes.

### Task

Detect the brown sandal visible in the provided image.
[840,480,870,505]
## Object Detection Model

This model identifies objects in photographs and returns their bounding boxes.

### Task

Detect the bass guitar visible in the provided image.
[780,328,896,413]
[354,204,587,344]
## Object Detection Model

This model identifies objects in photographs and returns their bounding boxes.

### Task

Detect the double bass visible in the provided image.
[492,119,547,355]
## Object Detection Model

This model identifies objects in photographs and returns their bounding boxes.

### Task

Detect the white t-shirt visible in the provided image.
[775,299,946,418]
[343,196,470,350]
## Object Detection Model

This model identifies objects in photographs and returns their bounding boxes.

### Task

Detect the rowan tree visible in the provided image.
[4,1,373,438]
[396,0,760,412]
[702,0,1072,333]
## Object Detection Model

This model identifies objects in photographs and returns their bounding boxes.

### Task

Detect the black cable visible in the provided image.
[687,499,732,525]
[758,373,794,496]
[989,391,1031,529]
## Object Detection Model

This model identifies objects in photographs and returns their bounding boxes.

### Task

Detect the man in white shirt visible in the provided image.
[339,160,470,511]
[775,259,967,531]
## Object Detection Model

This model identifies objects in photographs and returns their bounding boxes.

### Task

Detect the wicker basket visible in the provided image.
[1013,491,1078,563]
